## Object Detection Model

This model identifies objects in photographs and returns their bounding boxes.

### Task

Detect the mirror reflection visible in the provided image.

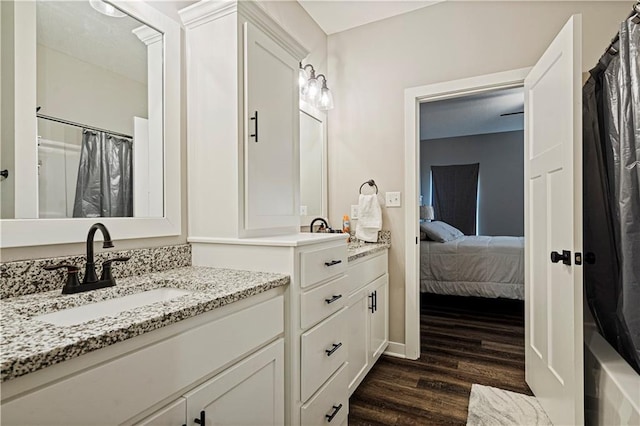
[299,108,324,219]
[0,1,164,219]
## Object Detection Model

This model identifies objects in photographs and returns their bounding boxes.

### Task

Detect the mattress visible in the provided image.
[420,236,525,300]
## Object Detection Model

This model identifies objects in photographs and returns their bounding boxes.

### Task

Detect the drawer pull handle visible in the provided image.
[325,294,343,304]
[194,410,205,425]
[325,260,342,267]
[325,342,342,356]
[325,403,343,422]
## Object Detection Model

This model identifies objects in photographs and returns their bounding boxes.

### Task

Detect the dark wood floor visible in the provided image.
[348,294,532,425]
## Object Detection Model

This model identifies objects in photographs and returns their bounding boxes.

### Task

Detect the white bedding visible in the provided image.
[420,236,525,300]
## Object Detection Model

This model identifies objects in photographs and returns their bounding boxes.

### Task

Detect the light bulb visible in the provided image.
[299,68,308,88]
[305,78,320,103]
[318,87,334,110]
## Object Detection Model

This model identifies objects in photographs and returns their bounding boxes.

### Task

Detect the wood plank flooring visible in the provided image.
[348,294,532,425]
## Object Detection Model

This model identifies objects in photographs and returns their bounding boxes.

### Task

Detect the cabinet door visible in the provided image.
[184,339,284,426]
[369,274,389,360]
[244,22,299,231]
[134,398,186,426]
[347,287,369,395]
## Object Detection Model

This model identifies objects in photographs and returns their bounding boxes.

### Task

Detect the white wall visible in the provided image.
[421,131,524,237]
[0,0,327,262]
[327,1,633,344]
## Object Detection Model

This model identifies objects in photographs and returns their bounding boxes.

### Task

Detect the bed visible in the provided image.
[420,235,525,300]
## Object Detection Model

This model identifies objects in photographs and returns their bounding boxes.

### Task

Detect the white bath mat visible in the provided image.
[466,384,552,426]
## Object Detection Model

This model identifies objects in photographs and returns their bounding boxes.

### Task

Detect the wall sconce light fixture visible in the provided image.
[299,63,334,110]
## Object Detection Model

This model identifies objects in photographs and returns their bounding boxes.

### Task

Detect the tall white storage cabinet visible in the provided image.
[179,1,308,239]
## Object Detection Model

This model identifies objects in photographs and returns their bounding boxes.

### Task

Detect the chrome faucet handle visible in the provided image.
[43,264,81,294]
[100,256,130,282]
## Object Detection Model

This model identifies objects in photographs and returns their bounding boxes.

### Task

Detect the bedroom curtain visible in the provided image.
[583,14,640,374]
[73,129,133,218]
[431,163,479,235]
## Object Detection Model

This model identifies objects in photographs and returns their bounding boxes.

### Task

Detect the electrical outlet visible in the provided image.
[351,205,359,219]
[385,191,401,207]
[300,205,308,216]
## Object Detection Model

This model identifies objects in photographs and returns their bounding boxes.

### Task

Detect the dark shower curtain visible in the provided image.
[583,14,640,374]
[73,129,133,218]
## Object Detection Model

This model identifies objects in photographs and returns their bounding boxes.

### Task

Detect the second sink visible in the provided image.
[34,288,192,326]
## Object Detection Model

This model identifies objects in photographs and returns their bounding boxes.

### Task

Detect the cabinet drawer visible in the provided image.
[301,275,348,329]
[301,309,347,401]
[301,363,348,426]
[347,250,387,294]
[300,244,347,288]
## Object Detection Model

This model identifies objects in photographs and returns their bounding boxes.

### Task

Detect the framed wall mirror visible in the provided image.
[0,0,181,248]
[299,100,327,225]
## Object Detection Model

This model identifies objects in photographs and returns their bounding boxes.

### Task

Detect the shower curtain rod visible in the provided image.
[36,113,133,139]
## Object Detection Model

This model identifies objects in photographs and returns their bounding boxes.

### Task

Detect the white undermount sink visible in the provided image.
[35,288,192,326]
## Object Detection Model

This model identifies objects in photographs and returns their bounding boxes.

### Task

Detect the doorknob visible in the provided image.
[550,250,571,265]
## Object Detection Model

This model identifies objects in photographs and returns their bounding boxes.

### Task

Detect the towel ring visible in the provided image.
[359,179,378,194]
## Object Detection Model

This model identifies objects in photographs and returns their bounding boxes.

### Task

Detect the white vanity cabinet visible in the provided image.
[346,250,389,395]
[0,290,285,426]
[135,340,284,426]
[191,233,350,425]
[179,1,308,240]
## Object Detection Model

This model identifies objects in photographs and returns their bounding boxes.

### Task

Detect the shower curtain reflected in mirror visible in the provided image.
[73,129,133,218]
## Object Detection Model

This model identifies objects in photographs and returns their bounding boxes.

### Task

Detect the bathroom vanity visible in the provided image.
[0,266,289,425]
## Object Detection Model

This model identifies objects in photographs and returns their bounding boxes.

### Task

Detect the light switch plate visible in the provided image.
[385,192,401,207]
[300,205,308,216]
[351,205,359,219]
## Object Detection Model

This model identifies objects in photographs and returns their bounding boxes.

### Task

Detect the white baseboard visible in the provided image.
[383,341,406,358]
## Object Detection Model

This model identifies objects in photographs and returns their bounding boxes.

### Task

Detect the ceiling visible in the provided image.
[36,1,158,84]
[420,87,524,141]
[297,0,442,35]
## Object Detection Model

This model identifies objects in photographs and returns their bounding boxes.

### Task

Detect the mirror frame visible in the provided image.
[299,100,328,226]
[0,1,181,248]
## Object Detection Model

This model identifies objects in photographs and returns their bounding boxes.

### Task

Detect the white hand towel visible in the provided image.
[356,193,382,242]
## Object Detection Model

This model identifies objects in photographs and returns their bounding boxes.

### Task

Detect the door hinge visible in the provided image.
[416,236,418,244]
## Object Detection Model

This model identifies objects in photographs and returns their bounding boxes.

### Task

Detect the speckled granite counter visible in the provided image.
[347,230,391,262]
[0,266,289,382]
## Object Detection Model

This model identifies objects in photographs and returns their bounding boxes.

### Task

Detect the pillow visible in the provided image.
[420,230,428,241]
[420,221,464,242]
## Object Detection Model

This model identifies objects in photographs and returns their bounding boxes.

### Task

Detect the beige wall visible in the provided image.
[327,1,632,344]
[37,44,147,137]
[0,0,327,262]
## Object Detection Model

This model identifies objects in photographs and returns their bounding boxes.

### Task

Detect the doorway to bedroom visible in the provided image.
[419,83,528,388]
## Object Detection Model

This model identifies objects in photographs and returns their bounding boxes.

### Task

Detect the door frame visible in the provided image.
[403,67,531,359]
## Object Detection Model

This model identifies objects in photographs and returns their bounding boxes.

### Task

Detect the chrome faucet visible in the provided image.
[43,222,129,294]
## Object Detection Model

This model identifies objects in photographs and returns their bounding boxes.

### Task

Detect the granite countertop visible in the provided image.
[0,266,289,382]
[347,230,391,262]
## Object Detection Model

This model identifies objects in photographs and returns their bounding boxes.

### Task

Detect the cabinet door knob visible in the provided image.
[325,404,343,422]
[325,342,343,356]
[369,293,375,313]
[325,294,342,304]
[194,410,205,425]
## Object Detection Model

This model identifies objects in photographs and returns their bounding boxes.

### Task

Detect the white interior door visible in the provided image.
[524,15,583,425]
